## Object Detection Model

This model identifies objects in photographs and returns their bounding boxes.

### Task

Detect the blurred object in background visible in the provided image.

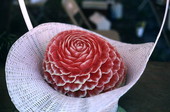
[30,0,47,4]
[89,12,111,30]
[62,0,120,41]
[82,0,109,10]
[62,0,93,29]
[136,21,146,38]
[110,0,123,20]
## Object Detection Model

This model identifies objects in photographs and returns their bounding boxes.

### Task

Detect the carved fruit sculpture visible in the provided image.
[43,30,127,97]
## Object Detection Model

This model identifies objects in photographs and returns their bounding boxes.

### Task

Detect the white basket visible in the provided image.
[5,0,169,111]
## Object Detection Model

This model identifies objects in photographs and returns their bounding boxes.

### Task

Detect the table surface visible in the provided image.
[0,61,170,112]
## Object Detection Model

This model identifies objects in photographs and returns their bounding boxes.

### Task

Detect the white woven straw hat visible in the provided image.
[5,0,169,112]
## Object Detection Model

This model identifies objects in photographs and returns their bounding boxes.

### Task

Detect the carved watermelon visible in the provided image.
[43,30,127,97]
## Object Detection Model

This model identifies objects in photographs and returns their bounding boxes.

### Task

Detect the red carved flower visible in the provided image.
[43,30,127,97]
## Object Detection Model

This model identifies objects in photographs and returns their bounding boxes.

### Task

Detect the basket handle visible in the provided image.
[150,0,169,54]
[18,0,33,30]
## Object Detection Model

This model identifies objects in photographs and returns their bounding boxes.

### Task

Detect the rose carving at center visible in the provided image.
[43,30,127,97]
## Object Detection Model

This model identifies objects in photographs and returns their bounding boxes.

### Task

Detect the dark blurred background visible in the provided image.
[0,0,170,112]
[1,0,170,65]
